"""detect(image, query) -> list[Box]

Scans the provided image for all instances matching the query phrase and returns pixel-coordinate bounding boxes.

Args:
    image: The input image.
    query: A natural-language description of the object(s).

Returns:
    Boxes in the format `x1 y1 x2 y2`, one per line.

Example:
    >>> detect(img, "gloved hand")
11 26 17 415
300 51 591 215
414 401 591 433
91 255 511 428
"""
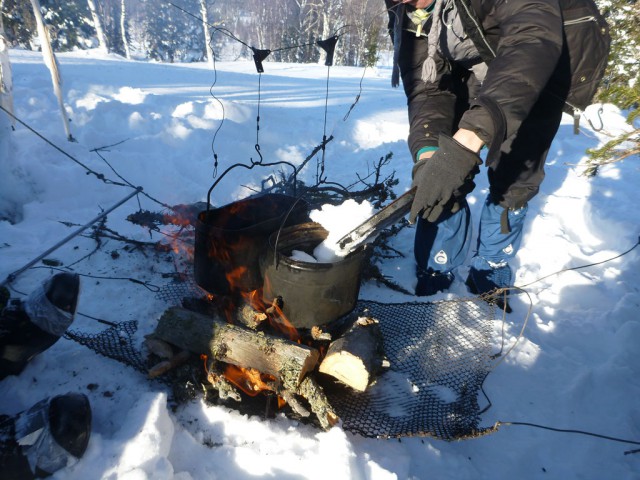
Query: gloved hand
410 134 482 223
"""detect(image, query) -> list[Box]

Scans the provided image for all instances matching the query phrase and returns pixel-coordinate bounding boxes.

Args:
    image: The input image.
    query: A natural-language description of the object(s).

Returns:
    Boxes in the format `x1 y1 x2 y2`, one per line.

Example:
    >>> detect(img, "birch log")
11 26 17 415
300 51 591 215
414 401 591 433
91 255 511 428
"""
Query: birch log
318 316 385 392
153 306 319 390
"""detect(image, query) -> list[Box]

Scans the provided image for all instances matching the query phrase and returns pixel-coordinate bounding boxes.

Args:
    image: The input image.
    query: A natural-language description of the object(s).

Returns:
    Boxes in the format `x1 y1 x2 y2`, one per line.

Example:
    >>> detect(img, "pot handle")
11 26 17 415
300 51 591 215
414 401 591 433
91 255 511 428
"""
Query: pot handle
206 146 298 212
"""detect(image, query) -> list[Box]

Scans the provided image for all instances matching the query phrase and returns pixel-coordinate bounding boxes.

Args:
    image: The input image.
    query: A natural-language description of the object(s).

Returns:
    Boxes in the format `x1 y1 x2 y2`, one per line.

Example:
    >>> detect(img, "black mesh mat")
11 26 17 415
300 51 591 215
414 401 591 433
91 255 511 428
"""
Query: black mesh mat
326 299 494 439
156 279 496 439
64 320 147 374
66 279 496 440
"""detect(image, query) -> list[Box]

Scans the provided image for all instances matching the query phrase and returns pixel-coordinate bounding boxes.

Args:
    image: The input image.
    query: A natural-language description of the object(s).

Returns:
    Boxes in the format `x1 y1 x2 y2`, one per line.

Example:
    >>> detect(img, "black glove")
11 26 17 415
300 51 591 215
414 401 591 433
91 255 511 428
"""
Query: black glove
410 134 482 223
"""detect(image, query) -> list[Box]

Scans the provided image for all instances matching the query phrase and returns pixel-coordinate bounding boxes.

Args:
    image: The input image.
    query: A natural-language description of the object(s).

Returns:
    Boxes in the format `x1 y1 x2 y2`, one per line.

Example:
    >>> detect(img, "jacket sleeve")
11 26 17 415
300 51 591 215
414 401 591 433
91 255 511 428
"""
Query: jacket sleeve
458 0 564 149
397 28 458 160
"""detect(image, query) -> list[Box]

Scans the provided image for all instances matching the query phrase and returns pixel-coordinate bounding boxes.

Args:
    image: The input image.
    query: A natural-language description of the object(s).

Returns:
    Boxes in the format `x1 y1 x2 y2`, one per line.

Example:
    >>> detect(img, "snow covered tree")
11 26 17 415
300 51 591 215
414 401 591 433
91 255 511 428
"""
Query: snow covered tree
0 0 37 48
141 0 203 63
37 0 94 51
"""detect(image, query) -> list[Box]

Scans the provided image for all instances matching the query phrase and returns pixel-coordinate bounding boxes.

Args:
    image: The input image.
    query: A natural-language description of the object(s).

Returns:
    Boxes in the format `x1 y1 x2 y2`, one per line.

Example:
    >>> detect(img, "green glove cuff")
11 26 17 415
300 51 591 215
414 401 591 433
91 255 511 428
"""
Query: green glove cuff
415 146 439 162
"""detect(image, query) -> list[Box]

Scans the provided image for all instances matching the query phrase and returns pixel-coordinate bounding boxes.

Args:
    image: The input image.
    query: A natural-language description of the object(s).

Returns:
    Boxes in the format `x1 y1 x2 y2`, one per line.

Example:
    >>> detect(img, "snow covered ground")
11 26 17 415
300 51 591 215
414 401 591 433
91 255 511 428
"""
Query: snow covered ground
1 48 639 479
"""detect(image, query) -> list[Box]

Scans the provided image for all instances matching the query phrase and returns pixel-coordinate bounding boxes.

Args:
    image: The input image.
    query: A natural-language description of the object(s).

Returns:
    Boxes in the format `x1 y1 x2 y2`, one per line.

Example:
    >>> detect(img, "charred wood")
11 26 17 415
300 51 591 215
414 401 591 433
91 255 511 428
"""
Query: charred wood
204 360 242 402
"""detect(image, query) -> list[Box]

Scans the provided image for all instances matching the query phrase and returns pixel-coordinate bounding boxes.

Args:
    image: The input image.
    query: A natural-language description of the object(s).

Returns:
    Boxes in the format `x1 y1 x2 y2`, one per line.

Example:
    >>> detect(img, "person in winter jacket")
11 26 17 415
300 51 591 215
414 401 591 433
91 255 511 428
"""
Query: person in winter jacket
385 0 601 310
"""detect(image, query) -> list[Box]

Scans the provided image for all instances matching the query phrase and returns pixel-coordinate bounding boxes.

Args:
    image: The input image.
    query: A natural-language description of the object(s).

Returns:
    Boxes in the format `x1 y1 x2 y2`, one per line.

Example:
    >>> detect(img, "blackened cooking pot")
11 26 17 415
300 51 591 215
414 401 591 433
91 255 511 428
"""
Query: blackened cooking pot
194 194 308 296
261 222 367 329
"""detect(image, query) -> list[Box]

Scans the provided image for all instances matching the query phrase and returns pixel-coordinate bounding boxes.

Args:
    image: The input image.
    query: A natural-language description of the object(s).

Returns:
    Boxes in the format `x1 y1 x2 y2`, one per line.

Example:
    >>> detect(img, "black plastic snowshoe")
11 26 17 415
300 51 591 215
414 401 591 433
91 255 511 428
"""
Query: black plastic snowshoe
0 273 80 379
0 392 92 479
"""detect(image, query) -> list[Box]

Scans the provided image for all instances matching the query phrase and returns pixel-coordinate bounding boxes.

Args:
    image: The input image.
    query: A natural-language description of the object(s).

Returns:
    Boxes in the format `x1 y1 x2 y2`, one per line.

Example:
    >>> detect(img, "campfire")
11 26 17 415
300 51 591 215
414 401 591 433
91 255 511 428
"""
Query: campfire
145 194 386 430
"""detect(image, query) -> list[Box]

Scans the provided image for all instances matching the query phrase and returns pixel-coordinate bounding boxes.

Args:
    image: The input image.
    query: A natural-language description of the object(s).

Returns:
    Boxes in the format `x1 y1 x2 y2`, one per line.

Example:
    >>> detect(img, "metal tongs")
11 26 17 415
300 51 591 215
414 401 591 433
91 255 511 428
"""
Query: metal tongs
337 187 416 254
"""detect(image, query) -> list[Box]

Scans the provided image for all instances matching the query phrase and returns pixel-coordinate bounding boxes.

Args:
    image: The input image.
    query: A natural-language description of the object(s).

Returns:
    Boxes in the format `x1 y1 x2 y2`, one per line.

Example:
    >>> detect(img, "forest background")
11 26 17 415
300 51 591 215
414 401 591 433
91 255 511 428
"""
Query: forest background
0 0 638 176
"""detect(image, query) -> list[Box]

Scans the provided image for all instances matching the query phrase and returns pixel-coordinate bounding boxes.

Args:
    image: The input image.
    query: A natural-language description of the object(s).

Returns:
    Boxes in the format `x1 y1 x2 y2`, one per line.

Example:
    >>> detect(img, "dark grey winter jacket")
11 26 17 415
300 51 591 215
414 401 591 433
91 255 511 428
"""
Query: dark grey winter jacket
388 0 608 161
385 0 611 165
453 0 565 147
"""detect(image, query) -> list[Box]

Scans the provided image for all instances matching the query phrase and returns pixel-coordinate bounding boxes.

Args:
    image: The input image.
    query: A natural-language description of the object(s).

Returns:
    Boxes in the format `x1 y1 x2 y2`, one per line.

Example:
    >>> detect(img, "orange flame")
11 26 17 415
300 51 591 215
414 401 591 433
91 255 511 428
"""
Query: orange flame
159 210 196 260
225 266 248 287
223 365 275 397
261 276 300 342
268 303 300 343
162 212 193 228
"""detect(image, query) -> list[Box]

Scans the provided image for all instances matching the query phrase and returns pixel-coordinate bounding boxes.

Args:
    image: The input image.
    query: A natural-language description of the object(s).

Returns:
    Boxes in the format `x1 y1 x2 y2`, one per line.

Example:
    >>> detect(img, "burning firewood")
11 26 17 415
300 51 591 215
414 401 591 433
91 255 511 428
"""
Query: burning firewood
204 360 242 402
310 325 332 342
237 303 268 330
153 307 319 390
318 316 386 392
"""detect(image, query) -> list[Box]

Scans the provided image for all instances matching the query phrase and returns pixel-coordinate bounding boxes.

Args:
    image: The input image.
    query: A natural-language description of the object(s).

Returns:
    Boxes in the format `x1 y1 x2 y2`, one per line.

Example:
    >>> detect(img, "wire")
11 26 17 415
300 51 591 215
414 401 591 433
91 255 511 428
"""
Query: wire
495 421 640 453
206 29 224 179
90 143 174 210
0 104 130 188
317 65 332 184
168 2 250 49
168 1 374 189
75 312 118 327
479 239 639 393
271 42 317 54
0 104 179 216
28 266 161 293
476 241 640 445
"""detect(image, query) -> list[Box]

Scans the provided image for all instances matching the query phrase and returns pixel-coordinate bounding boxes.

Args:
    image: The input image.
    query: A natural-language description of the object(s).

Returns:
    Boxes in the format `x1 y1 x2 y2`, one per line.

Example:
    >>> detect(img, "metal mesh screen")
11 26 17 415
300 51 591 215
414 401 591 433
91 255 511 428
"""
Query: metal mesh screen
66 279 496 440
64 320 147 374
325 299 494 439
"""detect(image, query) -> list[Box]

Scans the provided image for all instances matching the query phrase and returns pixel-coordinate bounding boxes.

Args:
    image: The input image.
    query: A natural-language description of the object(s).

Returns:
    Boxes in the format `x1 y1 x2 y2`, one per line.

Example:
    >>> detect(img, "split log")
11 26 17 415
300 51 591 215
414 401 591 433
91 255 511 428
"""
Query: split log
154 307 319 390
318 316 385 392
296 376 339 430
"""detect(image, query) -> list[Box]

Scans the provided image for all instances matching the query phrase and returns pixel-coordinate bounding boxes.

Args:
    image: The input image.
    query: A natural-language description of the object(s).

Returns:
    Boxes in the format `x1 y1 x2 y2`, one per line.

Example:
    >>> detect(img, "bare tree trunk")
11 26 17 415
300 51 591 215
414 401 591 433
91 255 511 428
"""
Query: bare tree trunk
120 0 131 59
29 0 73 141
87 0 109 52
0 0 15 130
199 0 214 68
